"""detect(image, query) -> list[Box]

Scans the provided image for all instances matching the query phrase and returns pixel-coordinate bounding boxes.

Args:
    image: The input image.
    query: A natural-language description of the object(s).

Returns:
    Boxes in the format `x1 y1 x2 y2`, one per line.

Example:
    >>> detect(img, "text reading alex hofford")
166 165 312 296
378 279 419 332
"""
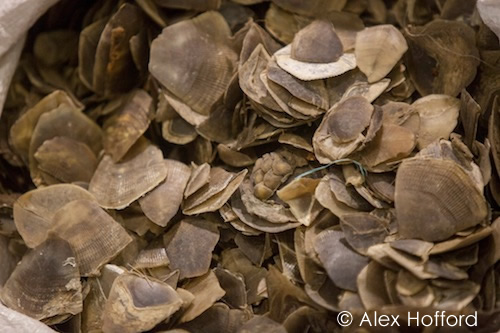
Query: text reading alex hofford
337 310 478 327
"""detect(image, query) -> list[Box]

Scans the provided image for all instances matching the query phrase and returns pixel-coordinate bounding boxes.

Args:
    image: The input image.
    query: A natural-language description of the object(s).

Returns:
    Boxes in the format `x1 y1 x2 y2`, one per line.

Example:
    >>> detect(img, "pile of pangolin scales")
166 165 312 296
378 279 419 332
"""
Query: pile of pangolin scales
0 0 499 332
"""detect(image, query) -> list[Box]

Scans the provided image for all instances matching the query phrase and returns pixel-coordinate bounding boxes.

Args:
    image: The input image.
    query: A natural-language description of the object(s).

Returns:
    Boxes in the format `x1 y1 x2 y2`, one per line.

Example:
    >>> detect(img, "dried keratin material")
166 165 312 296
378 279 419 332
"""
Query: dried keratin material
0 1 498 332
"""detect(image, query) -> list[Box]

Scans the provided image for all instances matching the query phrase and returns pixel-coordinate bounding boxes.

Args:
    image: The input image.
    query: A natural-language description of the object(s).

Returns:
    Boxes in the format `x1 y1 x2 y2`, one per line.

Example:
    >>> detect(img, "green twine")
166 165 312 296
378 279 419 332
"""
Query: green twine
295 158 367 180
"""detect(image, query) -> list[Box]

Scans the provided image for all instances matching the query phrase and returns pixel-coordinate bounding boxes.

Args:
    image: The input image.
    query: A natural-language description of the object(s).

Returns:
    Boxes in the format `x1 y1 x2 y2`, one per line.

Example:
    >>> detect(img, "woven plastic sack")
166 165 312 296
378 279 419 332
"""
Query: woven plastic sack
0 0 60 119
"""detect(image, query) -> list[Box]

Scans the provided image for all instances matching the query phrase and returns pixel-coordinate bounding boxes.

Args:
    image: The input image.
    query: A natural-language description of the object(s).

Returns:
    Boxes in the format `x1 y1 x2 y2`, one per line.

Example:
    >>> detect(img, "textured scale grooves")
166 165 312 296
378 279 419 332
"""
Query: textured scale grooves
51 199 133 276
395 158 488 241
184 43 233 113
73 225 131 275
149 11 236 115
89 145 167 209
134 248 169 268
0 237 81 319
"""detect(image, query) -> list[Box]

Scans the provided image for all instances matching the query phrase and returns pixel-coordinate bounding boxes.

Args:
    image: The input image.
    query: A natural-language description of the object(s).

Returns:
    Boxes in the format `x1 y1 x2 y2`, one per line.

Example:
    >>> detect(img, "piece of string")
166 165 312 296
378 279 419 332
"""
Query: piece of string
127 263 153 288
95 277 108 301
295 158 367 180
